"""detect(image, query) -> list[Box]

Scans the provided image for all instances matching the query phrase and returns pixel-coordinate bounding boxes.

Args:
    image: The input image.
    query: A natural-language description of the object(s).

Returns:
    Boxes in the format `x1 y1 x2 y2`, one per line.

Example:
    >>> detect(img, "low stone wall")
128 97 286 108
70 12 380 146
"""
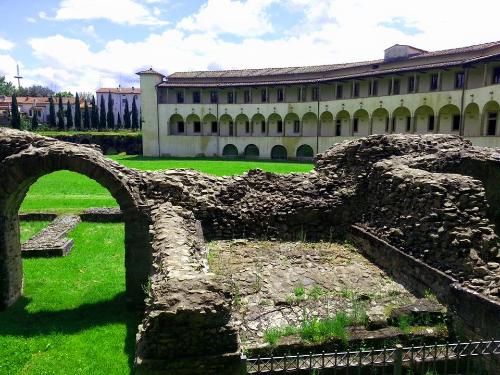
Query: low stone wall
49 133 142 155
135 203 243 375
79 207 123 222
22 215 81 257
347 225 500 339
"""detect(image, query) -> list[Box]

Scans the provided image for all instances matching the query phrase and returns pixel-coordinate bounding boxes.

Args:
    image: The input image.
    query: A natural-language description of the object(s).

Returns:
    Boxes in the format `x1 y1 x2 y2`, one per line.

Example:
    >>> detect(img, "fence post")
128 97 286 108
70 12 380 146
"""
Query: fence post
393 344 403 375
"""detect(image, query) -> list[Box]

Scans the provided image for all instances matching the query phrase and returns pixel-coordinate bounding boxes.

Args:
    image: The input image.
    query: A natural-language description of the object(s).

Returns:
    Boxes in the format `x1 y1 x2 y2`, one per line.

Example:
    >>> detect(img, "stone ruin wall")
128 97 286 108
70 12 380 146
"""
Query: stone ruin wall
0 129 499 374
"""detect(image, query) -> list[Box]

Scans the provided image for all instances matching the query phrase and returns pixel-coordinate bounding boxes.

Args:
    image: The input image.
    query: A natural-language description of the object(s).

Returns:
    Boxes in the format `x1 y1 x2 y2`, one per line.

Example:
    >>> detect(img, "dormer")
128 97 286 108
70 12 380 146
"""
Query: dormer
384 44 426 61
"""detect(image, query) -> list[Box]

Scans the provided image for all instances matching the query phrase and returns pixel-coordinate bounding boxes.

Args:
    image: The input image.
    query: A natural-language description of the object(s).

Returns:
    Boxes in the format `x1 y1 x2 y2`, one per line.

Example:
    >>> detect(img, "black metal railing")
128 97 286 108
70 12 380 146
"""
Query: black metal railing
245 340 500 374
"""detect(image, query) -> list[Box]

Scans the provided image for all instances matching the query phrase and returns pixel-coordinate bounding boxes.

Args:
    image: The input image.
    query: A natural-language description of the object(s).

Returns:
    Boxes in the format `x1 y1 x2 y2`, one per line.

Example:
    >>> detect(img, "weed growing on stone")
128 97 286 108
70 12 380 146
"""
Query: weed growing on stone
299 312 350 344
398 314 414 334
308 285 325 300
294 284 305 299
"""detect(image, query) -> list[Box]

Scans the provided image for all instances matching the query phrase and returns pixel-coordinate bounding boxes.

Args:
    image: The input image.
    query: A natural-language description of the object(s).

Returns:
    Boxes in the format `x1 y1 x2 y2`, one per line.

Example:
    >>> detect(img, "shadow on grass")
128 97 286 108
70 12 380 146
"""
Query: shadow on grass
0 292 142 371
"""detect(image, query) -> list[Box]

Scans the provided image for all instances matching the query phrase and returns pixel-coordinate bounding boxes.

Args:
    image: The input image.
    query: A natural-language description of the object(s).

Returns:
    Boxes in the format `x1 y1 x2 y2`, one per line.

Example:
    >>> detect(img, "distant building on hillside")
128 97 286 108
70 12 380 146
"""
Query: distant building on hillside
138 40 500 158
0 95 83 125
96 86 141 124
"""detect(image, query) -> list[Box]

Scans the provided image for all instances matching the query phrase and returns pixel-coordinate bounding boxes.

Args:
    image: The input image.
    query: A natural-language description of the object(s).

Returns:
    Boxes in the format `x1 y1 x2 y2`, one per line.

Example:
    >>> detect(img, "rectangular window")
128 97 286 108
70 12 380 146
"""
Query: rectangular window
335 119 342 136
430 74 439 91
385 117 389 132
452 114 461 131
336 85 343 99
492 67 500 84
277 88 284 102
211 121 218 133
301 87 307 102
391 117 396 132
261 120 266 133
388 81 392 95
455 72 465 89
353 83 360 98
193 91 201 103
177 121 185 133
261 89 267 102
408 76 415 93
277 120 283 133
372 80 378 96
293 120 300 133
210 91 218 104
406 116 411 132
245 121 250 133
487 113 497 135
353 118 359 132
297 87 302 101
194 121 201 133
393 79 400 95
227 91 234 104
428 115 435 131
312 87 319 101
177 91 184 103
122 98 127 106
244 90 250 103
229 122 234 136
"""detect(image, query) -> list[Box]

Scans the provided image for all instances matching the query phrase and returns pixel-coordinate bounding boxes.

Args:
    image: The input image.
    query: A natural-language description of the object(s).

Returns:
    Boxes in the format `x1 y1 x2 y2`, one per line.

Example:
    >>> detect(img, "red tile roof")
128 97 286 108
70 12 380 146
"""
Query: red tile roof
96 87 141 94
161 40 500 87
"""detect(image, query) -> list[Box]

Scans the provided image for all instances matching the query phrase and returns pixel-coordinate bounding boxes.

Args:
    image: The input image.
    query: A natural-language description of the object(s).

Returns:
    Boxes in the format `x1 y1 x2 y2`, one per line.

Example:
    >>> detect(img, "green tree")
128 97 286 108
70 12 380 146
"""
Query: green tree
116 112 122 129
10 94 21 129
31 110 38 130
131 96 138 131
66 100 73 129
48 96 56 128
74 92 81 130
123 100 131 129
106 92 115 129
0 76 16 96
83 99 90 130
57 91 74 98
99 95 106 130
90 96 99 130
57 95 65 130
18 85 55 97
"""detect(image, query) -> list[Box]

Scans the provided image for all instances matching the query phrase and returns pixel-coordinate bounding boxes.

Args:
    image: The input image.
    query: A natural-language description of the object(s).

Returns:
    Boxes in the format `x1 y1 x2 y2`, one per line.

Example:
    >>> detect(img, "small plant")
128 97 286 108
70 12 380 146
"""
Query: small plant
398 314 414 334
294 284 305 299
264 328 282 346
299 312 351 344
350 301 368 326
424 289 438 301
339 288 356 300
308 285 325 300
141 276 153 297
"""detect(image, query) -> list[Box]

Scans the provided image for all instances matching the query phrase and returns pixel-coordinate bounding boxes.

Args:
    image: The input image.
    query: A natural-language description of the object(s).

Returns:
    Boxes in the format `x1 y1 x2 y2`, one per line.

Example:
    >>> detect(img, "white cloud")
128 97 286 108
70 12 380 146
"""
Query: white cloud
19 0 500 92
26 17 37 23
177 0 277 37
0 54 18 78
53 0 167 25
82 25 99 39
39 11 48 19
0 37 14 51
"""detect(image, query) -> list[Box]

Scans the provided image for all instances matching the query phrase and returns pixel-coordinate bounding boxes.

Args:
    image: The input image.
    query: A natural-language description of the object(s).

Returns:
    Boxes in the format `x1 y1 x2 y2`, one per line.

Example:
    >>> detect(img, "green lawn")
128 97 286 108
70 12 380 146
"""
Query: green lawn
0 222 139 375
20 156 313 213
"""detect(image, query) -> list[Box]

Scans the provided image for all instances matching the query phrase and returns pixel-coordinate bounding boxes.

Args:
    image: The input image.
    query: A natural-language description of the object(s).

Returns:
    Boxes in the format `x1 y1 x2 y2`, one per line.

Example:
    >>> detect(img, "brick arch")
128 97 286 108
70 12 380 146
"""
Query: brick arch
0 134 151 310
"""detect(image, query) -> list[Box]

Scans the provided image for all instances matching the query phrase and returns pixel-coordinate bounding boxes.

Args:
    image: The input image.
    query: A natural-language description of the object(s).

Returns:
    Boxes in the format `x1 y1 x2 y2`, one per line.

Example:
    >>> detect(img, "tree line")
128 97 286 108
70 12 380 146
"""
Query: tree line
8 91 140 132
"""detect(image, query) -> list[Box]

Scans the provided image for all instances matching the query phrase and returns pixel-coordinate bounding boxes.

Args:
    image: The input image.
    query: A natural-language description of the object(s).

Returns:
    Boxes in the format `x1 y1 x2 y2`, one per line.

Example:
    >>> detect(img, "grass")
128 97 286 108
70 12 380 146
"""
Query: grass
20 221 50 243
20 156 313 214
0 222 141 375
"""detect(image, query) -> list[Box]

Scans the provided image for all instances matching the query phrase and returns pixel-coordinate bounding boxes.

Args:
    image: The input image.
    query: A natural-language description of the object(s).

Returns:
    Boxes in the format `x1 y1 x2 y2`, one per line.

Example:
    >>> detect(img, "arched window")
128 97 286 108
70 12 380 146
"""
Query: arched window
244 144 259 158
270 145 287 160
222 144 238 157
296 144 314 159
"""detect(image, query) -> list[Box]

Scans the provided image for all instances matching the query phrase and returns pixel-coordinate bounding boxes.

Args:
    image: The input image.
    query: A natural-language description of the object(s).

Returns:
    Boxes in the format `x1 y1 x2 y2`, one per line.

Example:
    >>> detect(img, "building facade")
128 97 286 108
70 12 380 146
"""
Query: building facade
139 41 500 159
96 87 141 124
0 95 82 125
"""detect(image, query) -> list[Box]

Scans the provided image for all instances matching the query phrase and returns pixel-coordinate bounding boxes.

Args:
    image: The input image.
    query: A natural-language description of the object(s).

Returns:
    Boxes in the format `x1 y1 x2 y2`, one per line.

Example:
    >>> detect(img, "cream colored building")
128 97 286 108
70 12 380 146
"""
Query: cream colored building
138 41 500 159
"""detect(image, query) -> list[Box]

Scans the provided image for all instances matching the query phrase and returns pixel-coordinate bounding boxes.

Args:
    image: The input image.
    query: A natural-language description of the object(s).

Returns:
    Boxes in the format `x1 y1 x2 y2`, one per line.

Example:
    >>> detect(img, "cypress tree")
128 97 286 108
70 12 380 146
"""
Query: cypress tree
83 99 90 130
74 92 81 130
117 112 122 129
123 100 131 129
131 96 138 131
106 92 115 129
57 95 65 130
49 96 56 128
10 94 21 129
31 110 38 130
99 95 106 130
66 100 73 129
90 96 98 129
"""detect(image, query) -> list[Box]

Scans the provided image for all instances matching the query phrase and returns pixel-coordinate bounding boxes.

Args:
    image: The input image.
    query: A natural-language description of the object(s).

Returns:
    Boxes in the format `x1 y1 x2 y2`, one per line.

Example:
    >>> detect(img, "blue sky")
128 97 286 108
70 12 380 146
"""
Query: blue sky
0 0 499 93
